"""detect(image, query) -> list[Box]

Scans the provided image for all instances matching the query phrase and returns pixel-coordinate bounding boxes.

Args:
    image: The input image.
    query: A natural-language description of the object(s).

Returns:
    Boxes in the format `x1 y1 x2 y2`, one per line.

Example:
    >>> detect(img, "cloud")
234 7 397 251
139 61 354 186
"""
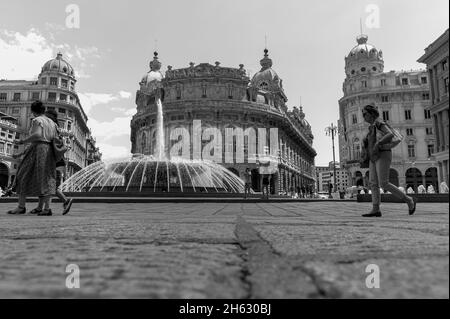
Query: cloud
96 143 130 160
119 91 132 99
0 28 101 80
78 93 120 115
89 116 132 140
0 28 53 80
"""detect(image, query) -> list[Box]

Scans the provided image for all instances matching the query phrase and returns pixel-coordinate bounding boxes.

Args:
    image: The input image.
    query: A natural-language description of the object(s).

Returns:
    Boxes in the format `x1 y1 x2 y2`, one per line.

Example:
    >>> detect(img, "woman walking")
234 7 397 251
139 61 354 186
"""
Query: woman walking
361 104 417 217
6 100 58 216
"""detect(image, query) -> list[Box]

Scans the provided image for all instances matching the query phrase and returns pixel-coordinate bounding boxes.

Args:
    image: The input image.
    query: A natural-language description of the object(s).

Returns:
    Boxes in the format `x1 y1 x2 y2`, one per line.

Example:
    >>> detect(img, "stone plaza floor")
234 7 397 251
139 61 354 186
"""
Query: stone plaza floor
0 200 448 298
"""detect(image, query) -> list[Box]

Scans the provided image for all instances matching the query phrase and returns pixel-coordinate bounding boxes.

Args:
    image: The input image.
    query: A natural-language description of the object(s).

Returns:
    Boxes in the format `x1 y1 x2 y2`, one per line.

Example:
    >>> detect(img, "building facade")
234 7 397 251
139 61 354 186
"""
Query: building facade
0 53 101 188
339 35 439 192
316 162 349 193
131 51 317 194
418 29 449 187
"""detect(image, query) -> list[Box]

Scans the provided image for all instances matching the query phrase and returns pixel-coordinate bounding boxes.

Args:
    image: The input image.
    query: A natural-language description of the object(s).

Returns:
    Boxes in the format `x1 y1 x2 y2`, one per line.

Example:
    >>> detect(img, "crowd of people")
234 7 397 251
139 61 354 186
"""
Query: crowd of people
5 100 73 216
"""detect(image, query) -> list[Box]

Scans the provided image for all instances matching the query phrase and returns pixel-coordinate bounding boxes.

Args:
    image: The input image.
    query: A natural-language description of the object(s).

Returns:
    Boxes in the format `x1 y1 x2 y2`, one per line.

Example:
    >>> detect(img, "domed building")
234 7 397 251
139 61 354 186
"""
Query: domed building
339 35 438 191
131 50 317 194
0 53 101 188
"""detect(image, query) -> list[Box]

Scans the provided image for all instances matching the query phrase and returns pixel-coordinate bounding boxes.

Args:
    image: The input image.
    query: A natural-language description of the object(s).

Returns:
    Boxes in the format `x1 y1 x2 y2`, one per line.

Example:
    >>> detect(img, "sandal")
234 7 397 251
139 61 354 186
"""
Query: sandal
62 198 73 215
409 197 418 215
7 207 26 215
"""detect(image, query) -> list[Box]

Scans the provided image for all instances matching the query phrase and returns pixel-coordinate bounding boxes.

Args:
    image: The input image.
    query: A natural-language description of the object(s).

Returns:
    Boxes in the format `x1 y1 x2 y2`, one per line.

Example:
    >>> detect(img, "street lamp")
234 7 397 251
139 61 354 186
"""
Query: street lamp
325 123 339 195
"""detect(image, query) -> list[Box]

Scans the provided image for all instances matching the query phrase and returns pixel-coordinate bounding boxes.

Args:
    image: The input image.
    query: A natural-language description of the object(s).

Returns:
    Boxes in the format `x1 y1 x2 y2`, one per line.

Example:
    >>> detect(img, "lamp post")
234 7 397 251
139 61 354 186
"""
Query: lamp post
325 123 339 195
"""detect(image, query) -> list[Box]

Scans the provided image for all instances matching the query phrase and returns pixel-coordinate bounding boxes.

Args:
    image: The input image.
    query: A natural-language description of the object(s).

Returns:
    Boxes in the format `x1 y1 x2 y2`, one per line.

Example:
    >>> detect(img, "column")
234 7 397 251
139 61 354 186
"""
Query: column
429 68 435 103
439 111 445 152
434 114 441 152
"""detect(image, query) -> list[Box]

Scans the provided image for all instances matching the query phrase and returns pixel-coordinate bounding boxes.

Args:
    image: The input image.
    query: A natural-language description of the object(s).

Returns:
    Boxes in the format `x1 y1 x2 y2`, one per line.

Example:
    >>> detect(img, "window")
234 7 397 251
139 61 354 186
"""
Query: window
408 144 415 158
426 127 433 135
176 86 181 100
421 77 428 84
361 81 367 88
406 128 414 136
424 109 431 119
61 79 68 88
59 94 67 102
70 82 75 90
382 111 390 121
352 114 357 124
444 77 449 94
402 78 409 85
361 67 366 72
48 93 56 101
428 144 434 157
201 83 207 98
0 142 4 153
41 77 47 85
443 60 448 71
31 92 40 100
0 93 6 101
405 110 412 120
381 95 389 103
422 93 430 100
67 122 72 131
13 93 20 101
228 85 233 99
6 144 12 155
381 79 386 86
50 77 58 86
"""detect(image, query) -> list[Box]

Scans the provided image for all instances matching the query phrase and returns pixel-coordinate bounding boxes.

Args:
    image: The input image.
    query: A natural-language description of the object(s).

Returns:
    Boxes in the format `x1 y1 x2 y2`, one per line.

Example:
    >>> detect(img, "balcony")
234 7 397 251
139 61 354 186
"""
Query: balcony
0 119 18 129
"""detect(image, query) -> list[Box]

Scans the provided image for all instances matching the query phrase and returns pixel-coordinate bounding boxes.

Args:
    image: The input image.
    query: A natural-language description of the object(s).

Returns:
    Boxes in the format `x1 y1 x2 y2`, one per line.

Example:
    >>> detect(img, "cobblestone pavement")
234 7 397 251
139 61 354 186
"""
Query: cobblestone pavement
0 201 448 298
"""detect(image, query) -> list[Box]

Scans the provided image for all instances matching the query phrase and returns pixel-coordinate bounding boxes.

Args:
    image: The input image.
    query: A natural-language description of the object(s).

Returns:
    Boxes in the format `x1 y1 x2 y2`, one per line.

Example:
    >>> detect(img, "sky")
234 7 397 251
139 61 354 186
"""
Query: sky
0 0 448 165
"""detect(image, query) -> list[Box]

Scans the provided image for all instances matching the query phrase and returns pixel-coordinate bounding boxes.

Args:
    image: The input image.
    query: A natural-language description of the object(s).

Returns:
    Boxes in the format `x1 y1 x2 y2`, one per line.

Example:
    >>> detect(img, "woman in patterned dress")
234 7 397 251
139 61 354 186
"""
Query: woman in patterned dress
6 100 58 216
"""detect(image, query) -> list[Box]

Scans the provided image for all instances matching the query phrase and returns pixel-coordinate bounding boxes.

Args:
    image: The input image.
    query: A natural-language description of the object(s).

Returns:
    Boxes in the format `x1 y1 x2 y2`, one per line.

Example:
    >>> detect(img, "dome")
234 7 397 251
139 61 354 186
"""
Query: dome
348 35 382 59
251 49 283 91
41 52 75 76
141 52 164 84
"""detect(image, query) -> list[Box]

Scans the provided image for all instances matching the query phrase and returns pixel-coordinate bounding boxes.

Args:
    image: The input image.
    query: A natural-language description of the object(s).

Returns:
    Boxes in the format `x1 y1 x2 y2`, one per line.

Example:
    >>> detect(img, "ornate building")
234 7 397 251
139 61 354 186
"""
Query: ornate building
418 29 449 187
339 35 439 192
0 53 101 188
131 50 316 194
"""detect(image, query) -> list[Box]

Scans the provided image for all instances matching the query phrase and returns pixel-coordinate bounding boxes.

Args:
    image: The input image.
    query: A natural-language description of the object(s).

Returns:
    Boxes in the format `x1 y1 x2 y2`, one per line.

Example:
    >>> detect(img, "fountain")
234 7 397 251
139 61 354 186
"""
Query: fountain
61 53 245 194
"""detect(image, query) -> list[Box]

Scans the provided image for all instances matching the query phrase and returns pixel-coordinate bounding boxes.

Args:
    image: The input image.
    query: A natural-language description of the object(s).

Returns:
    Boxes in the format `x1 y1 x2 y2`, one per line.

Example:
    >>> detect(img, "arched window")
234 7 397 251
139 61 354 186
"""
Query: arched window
259 81 269 90
405 168 422 193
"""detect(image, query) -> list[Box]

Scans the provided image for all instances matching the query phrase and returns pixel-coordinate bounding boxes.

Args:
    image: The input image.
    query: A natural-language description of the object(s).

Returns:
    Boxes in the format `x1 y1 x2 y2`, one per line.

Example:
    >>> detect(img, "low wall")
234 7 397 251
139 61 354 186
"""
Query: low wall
357 193 449 203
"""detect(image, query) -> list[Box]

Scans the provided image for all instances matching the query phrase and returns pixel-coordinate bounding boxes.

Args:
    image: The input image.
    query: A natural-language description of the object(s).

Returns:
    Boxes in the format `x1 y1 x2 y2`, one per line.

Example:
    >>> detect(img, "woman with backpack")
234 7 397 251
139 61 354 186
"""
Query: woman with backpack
361 104 417 217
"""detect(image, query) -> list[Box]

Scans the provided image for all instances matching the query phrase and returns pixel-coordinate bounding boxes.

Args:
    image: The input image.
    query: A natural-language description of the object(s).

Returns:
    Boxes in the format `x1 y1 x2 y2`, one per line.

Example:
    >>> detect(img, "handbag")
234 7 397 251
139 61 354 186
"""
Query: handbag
52 130 69 162
360 147 370 168
377 121 404 150
360 137 370 168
